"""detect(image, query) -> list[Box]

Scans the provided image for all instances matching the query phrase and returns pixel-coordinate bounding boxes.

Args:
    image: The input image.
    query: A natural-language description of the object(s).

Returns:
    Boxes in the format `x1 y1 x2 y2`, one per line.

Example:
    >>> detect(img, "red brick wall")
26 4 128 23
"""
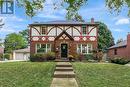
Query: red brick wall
108 34 130 59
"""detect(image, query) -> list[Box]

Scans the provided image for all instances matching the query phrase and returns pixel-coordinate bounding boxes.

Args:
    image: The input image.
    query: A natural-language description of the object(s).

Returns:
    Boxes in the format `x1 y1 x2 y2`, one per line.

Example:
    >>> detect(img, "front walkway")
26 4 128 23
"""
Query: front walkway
50 62 78 87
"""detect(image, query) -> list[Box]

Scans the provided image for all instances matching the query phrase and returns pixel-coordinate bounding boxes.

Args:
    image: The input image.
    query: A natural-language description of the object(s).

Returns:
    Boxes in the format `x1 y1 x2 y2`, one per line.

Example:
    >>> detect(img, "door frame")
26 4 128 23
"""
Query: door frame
60 43 68 58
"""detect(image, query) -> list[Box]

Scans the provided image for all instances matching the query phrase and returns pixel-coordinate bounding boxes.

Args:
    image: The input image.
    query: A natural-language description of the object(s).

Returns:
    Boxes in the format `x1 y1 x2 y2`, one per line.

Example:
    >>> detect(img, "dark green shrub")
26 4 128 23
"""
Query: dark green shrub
0 53 3 60
110 57 130 65
84 54 94 60
45 52 55 61
30 53 46 62
4 53 10 60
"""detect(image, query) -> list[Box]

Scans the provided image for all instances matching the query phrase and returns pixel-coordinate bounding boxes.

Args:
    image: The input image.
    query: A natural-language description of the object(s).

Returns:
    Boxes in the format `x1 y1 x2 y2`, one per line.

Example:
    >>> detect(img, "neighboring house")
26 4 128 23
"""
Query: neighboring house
13 47 30 60
0 46 4 54
108 33 130 59
29 18 98 59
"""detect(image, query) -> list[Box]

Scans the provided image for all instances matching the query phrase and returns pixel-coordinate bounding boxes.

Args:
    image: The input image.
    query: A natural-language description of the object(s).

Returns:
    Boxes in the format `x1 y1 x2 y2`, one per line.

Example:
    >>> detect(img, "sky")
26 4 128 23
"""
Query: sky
0 0 130 43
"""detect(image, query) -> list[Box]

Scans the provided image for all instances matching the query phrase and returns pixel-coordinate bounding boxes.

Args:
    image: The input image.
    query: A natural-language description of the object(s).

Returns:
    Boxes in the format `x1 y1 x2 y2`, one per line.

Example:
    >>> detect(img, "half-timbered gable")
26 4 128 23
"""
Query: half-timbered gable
29 19 98 58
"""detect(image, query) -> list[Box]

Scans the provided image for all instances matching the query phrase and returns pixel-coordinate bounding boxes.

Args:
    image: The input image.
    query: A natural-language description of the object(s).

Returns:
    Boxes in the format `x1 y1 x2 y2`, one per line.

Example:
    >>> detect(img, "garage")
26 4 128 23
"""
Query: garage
13 48 30 60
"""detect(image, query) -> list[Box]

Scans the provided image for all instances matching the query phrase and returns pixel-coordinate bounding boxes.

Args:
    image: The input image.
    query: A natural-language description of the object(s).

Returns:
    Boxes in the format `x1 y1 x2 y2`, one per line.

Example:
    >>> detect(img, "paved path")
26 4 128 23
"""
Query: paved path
50 62 78 87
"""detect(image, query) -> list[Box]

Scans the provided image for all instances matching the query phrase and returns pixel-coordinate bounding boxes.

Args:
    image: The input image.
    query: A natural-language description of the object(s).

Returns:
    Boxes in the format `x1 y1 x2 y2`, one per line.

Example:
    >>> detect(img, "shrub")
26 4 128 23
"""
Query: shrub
84 54 94 60
45 52 55 61
110 57 130 65
4 53 10 60
30 53 46 62
0 53 3 60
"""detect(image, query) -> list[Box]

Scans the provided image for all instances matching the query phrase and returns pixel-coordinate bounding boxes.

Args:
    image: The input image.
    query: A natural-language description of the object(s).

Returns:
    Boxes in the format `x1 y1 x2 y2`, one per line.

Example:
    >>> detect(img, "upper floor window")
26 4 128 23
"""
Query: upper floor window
82 26 87 35
41 26 47 35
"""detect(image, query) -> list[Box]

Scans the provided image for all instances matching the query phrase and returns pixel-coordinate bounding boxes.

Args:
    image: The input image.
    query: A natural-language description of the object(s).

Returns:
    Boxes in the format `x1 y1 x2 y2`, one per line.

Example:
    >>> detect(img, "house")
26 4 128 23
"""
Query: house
13 47 30 60
0 46 4 54
108 33 130 59
29 18 98 59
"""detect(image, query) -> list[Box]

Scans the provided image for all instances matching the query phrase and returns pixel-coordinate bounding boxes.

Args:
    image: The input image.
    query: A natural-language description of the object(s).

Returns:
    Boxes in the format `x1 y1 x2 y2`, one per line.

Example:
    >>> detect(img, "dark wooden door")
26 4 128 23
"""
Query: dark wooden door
61 44 68 58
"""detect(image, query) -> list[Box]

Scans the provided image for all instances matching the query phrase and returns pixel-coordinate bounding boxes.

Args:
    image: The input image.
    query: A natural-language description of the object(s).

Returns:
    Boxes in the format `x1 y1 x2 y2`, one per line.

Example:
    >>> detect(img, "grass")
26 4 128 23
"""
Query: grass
72 62 130 87
0 62 55 87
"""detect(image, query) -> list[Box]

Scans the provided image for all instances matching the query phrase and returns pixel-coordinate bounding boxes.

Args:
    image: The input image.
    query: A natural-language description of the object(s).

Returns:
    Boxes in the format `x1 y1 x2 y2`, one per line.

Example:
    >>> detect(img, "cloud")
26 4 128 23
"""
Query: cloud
115 18 130 25
112 29 124 32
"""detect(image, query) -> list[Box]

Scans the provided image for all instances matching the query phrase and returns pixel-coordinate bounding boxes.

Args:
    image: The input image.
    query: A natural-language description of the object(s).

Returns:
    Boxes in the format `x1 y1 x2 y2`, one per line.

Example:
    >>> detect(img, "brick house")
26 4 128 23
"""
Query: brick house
108 33 130 59
29 19 98 59
0 46 4 54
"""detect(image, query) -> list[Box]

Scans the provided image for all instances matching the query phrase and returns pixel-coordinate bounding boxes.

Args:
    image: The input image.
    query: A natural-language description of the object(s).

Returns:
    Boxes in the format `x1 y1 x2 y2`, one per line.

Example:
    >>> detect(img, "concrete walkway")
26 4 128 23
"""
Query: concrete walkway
50 62 78 87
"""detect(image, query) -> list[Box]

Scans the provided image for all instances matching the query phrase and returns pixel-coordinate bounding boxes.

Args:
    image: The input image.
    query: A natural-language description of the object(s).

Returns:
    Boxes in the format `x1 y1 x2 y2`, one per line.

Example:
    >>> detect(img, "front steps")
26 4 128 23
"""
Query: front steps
50 62 78 87
54 62 75 78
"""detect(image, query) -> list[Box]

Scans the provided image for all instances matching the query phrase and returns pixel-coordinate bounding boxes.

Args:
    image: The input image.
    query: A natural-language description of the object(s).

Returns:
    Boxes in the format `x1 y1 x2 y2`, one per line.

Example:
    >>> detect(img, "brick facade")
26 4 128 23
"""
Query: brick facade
108 34 130 59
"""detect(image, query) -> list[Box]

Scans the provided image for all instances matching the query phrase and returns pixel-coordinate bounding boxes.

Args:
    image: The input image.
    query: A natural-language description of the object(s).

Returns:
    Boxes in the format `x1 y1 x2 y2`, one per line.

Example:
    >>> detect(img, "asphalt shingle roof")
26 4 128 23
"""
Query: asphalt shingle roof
29 20 98 26
108 40 127 49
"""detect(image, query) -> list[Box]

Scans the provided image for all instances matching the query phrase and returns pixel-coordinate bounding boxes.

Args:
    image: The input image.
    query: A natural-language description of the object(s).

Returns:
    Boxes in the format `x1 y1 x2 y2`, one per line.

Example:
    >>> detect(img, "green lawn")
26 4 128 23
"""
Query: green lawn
0 62 55 87
73 62 130 87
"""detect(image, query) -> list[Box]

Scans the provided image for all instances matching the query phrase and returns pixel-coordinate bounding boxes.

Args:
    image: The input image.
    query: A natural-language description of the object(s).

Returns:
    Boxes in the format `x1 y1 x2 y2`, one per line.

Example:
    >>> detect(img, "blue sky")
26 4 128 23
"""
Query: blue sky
0 0 130 43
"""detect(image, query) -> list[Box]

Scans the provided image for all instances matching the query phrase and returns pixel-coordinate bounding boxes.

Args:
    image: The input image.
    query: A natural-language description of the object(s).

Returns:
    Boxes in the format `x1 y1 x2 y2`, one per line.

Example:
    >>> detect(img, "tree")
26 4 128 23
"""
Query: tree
106 0 130 17
19 29 29 44
97 22 115 51
4 33 27 53
116 38 123 44
1 0 130 21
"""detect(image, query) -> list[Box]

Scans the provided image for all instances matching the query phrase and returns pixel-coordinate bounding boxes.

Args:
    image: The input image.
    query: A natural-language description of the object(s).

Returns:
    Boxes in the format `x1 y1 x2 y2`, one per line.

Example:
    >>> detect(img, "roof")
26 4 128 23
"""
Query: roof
108 40 127 49
29 20 99 26
14 48 30 53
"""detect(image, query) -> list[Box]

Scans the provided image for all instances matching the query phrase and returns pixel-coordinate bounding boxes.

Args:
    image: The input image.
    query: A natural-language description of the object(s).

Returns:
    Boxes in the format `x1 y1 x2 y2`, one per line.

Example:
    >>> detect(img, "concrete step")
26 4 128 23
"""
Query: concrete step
56 62 72 67
55 67 73 71
54 71 75 78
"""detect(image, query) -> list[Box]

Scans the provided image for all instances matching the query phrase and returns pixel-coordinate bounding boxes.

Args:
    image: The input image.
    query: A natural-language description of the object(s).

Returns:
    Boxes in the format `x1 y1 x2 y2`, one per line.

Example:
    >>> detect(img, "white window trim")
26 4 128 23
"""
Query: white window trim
36 44 51 53
77 44 93 54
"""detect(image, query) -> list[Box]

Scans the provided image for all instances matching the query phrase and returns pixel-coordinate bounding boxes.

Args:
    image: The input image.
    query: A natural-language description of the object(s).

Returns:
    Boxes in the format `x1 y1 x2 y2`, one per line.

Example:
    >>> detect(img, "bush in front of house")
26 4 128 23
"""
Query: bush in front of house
30 53 46 62
110 57 130 65
84 54 94 60
45 52 56 61
30 52 56 62
0 53 3 60
4 53 10 60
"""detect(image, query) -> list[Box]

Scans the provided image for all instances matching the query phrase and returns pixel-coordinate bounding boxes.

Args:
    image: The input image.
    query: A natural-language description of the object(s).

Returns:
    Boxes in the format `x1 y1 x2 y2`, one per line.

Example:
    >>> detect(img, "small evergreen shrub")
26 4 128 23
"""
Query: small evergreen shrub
45 52 55 61
84 54 94 60
30 53 46 62
4 53 10 60
110 57 130 65
30 52 56 62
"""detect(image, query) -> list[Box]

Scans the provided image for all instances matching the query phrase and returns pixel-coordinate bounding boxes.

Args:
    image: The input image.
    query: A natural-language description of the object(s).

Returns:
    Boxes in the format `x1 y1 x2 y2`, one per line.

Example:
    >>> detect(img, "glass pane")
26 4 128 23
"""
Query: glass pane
47 44 51 52
37 44 46 53
82 44 87 54
77 44 81 53
88 44 92 53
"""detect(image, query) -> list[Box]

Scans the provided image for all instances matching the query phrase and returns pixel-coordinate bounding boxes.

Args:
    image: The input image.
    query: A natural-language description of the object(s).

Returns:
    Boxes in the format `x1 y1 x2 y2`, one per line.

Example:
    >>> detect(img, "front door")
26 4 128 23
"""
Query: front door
61 44 68 58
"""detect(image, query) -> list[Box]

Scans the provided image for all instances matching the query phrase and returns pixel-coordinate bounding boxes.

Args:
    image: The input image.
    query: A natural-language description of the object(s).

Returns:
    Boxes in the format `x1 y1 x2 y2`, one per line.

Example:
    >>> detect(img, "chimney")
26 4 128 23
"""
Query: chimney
127 32 130 58
91 18 94 23
127 32 130 45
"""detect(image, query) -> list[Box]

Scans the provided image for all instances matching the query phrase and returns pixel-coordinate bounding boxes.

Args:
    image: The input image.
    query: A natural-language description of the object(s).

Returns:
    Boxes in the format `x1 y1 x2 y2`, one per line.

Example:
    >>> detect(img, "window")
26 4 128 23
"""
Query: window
82 26 87 35
41 26 46 35
77 44 92 54
36 44 51 53
114 49 117 55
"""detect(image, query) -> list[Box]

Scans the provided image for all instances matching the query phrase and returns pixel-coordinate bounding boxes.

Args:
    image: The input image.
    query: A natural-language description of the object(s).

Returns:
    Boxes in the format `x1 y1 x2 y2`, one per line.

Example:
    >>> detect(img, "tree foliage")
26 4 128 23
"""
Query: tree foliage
97 22 115 51
4 33 27 53
106 0 130 16
116 38 123 44
19 29 29 44
1 0 130 21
